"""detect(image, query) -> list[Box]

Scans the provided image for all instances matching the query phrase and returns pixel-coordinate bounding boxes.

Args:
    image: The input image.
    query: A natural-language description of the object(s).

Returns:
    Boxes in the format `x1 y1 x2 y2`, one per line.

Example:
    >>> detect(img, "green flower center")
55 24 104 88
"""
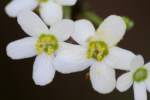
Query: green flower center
133 67 148 82
87 40 109 61
37 0 48 3
36 34 58 55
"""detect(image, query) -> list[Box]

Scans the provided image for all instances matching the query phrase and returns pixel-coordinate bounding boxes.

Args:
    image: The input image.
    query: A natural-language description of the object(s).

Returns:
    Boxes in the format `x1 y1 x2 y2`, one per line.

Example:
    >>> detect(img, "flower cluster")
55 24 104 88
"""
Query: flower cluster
5 0 150 100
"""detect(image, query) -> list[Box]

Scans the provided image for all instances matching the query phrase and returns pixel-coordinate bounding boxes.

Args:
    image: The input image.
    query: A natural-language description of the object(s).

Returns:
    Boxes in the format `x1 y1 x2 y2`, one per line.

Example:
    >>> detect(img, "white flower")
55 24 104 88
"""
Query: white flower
52 15 136 94
5 0 77 25
6 11 75 86
116 55 150 100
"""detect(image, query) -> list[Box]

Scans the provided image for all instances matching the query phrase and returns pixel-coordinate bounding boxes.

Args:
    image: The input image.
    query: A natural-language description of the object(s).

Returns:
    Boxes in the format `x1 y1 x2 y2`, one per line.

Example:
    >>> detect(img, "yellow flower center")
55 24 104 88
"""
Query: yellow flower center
133 67 148 82
36 34 58 55
87 40 109 61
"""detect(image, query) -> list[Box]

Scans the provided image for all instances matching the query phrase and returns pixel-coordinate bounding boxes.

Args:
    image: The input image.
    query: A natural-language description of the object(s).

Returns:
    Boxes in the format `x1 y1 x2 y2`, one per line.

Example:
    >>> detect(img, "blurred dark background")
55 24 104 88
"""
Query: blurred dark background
0 0 150 100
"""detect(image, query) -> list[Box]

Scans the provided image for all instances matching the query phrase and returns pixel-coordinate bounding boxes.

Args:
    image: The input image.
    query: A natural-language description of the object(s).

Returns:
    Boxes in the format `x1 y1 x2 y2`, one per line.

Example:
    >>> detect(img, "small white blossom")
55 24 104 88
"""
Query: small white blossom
5 0 77 25
116 55 150 100
6 11 75 86
52 15 136 94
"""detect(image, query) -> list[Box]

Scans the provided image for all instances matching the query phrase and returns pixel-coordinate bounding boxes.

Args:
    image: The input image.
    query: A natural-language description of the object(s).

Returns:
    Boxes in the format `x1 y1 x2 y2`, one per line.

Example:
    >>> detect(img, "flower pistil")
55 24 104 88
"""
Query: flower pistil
133 67 148 82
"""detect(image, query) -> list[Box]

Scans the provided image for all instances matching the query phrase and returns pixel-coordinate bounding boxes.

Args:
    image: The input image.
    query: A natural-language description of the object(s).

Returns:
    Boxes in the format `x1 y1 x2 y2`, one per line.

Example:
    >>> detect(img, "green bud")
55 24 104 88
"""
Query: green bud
63 6 72 19
122 16 134 30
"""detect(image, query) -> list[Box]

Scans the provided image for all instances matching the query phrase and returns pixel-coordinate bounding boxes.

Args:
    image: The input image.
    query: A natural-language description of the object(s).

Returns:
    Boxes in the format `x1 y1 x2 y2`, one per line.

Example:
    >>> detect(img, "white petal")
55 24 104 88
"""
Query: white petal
40 1 63 26
53 42 94 74
145 62 150 92
17 10 49 37
145 62 150 71
90 62 116 94
6 37 37 60
130 55 145 71
104 47 135 70
97 15 126 47
72 19 95 46
146 74 150 93
5 0 38 17
116 72 133 92
133 82 147 100
33 53 55 86
55 0 77 6
50 19 74 41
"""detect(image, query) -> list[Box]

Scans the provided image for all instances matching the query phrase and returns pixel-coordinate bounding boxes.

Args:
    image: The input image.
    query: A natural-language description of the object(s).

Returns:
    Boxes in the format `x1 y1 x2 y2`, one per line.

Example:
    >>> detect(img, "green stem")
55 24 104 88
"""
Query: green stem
83 11 103 27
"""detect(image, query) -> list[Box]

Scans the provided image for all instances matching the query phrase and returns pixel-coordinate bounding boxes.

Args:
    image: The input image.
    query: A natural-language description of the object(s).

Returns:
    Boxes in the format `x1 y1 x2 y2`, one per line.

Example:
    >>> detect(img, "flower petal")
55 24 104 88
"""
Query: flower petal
130 55 145 71
72 19 95 46
53 42 94 74
17 10 49 37
133 82 147 100
145 73 150 93
55 0 77 6
97 15 126 47
6 37 37 60
104 47 135 70
145 62 150 92
33 53 55 86
145 62 150 71
40 1 63 26
90 62 116 94
116 72 133 92
5 0 38 17
50 19 74 41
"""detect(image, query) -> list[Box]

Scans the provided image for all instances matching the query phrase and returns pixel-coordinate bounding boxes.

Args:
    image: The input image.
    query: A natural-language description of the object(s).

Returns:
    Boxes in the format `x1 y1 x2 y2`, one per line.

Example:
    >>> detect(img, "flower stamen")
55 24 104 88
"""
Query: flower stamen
36 34 58 55
87 40 109 61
